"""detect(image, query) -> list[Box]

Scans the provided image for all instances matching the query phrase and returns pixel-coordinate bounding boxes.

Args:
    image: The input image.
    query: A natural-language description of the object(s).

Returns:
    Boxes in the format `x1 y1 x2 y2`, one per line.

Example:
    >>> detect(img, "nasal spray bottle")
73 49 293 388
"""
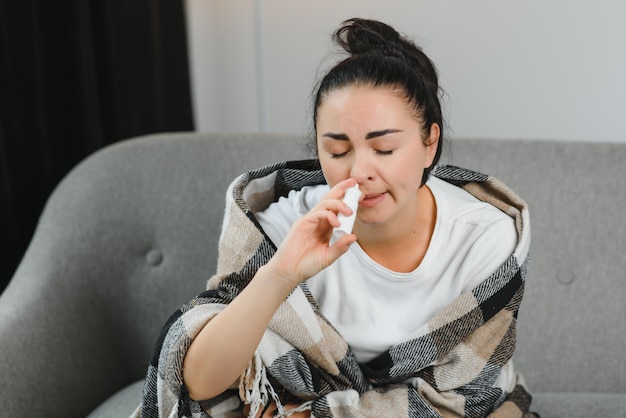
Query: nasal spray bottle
330 184 361 245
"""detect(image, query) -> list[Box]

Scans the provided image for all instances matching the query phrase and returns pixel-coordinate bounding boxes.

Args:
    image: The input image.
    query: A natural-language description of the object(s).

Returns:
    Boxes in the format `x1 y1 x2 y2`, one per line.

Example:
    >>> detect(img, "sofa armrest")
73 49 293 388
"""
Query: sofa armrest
0 209 129 417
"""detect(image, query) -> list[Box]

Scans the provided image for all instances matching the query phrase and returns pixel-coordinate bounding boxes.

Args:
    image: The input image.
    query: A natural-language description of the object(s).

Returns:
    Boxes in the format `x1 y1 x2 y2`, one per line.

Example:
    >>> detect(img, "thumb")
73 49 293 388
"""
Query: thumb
326 233 357 264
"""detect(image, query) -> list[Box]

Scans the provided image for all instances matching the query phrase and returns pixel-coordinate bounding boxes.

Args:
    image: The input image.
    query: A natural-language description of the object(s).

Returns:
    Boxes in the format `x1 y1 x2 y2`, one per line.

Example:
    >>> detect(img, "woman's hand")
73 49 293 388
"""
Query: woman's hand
184 179 359 401
265 178 359 287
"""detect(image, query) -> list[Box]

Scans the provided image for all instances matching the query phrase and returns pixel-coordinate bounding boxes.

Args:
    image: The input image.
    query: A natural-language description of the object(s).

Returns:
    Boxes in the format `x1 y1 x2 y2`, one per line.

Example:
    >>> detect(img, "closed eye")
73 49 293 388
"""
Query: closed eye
331 149 393 158
330 151 349 159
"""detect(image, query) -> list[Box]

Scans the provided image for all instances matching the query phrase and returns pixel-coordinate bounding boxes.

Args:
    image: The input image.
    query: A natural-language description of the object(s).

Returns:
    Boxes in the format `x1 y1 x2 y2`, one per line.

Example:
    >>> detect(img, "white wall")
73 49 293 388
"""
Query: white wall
185 0 626 142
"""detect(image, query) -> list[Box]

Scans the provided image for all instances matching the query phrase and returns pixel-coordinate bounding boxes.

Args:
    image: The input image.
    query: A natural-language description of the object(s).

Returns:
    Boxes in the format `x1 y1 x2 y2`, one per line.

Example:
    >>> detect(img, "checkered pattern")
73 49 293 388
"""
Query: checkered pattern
135 161 537 418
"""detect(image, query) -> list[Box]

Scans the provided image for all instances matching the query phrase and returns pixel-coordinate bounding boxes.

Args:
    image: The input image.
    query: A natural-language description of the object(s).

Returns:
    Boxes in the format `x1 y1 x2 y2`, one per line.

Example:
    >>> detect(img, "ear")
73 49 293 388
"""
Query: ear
424 123 440 168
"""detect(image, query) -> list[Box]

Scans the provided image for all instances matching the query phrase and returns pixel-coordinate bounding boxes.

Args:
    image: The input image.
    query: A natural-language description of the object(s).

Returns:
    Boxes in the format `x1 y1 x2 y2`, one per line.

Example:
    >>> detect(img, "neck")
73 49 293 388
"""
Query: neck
355 185 436 272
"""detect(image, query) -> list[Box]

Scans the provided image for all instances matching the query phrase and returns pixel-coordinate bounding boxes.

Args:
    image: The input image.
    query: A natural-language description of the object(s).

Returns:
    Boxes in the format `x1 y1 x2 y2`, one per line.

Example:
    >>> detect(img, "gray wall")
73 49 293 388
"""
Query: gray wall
185 0 626 143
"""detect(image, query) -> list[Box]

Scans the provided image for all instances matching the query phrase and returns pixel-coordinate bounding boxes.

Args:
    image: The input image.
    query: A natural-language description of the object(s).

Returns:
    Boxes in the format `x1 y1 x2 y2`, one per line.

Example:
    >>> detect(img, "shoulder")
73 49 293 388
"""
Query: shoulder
255 184 329 246
259 184 329 218
426 176 518 291
428 176 514 230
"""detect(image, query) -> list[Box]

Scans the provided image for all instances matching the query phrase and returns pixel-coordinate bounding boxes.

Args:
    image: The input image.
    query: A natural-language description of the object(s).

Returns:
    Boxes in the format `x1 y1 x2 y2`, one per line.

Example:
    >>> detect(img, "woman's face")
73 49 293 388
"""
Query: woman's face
316 85 439 230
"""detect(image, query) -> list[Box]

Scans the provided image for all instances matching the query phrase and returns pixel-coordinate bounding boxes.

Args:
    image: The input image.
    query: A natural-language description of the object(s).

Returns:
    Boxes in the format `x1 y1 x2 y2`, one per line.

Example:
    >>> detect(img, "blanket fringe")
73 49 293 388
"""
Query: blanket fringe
240 351 286 417
283 401 313 417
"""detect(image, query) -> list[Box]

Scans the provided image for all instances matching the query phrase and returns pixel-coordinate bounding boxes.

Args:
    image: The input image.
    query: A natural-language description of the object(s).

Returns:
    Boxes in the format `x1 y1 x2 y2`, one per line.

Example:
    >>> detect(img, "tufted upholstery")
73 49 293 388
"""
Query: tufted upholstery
0 132 624 417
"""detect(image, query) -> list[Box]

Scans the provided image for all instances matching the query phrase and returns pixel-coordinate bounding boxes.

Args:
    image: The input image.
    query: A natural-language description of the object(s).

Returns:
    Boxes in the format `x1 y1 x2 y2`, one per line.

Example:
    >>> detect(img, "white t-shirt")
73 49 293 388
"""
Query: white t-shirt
256 176 517 365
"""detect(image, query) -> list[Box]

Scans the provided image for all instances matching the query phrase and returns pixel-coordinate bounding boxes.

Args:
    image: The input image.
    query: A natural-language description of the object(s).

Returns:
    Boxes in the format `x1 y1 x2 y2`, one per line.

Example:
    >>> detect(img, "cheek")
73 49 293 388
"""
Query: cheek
396 149 426 173
319 159 342 188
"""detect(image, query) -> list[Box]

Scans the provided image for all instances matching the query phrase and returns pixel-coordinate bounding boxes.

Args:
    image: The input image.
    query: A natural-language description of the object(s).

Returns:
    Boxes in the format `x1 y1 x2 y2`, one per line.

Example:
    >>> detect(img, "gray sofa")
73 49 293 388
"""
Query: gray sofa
0 132 624 417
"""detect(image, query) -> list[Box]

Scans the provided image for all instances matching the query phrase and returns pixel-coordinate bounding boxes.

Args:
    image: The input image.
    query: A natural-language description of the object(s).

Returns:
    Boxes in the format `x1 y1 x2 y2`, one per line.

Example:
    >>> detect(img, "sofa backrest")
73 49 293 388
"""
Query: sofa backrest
441 138 626 394
15 132 625 393
14 132 309 380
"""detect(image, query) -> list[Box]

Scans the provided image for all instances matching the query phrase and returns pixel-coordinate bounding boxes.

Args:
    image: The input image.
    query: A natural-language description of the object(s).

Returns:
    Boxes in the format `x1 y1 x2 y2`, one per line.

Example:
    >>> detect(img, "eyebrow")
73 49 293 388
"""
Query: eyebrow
322 129 402 141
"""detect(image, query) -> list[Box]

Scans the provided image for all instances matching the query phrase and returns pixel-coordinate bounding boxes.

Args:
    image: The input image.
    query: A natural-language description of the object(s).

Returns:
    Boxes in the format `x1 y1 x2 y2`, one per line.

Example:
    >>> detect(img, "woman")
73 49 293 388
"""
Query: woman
139 18 536 417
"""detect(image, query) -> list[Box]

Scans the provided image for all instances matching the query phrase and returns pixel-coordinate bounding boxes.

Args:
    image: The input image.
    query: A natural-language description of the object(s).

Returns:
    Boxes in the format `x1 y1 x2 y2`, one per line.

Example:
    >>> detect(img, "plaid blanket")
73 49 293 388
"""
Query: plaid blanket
135 160 537 418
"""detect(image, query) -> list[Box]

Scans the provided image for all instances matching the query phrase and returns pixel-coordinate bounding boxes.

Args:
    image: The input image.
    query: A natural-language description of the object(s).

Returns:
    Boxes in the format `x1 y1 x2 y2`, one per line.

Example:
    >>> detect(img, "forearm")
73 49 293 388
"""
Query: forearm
183 264 296 400
182 180 357 402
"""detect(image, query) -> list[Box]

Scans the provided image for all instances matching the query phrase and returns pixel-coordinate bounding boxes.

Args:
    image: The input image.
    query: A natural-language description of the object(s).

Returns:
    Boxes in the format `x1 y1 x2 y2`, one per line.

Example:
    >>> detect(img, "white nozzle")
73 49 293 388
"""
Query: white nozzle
330 184 361 245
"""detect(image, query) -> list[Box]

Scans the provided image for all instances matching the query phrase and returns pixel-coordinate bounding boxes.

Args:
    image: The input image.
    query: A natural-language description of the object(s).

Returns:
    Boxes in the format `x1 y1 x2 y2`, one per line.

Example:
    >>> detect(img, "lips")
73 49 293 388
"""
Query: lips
360 192 387 208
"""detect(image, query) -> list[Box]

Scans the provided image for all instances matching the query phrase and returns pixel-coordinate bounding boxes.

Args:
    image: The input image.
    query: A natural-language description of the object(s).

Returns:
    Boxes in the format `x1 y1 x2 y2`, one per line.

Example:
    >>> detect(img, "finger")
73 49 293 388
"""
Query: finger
326 178 358 199
302 207 339 229
302 201 347 230
317 192 356 217
327 233 357 257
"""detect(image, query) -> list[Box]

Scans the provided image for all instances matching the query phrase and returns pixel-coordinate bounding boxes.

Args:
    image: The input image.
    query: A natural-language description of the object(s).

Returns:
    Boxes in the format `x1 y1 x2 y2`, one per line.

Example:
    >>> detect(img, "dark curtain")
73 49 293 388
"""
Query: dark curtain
0 0 194 292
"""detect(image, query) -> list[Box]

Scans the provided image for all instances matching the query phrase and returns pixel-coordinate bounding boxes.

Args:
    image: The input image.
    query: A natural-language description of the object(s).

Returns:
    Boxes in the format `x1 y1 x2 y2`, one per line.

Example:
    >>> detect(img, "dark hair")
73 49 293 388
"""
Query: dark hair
312 18 444 184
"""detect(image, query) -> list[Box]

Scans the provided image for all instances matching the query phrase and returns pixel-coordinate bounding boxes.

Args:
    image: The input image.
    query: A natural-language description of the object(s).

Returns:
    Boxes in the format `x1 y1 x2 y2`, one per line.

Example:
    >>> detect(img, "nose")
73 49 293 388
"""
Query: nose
349 150 375 183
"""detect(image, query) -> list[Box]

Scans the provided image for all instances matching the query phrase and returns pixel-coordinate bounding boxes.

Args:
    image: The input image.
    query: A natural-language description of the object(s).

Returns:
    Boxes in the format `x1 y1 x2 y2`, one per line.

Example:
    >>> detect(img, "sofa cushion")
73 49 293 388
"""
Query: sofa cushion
532 392 626 418
87 380 143 418
89 384 626 418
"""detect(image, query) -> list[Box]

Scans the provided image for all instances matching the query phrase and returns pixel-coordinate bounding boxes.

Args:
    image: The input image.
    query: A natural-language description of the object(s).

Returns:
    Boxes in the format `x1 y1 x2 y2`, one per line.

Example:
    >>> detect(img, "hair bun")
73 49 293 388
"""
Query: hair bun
334 18 403 56
334 18 438 89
